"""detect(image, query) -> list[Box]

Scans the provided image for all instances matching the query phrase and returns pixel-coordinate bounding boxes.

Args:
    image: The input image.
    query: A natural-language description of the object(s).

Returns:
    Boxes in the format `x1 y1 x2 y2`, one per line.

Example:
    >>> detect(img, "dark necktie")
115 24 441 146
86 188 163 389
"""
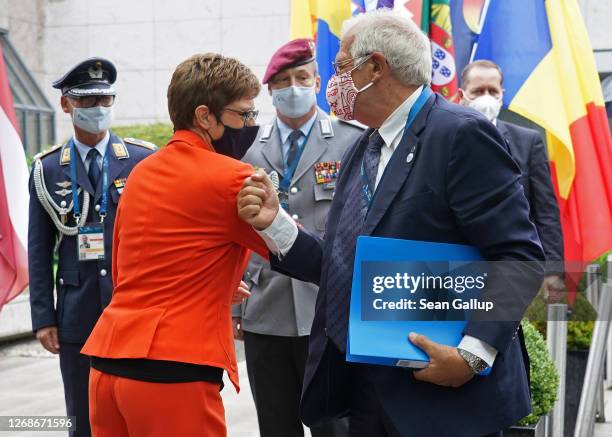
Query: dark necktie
363 130 384 192
286 130 302 171
325 131 384 351
87 148 101 187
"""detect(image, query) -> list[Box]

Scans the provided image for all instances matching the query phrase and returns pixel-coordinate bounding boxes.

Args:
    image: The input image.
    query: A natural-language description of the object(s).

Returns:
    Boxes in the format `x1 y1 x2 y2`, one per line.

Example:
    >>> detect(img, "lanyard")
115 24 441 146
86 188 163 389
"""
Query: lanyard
360 87 433 208
70 138 110 222
279 122 315 193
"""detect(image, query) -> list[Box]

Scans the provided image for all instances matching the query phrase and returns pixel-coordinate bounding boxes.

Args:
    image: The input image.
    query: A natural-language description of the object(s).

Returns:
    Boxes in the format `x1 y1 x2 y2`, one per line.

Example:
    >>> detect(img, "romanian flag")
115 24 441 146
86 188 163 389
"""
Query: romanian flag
0 43 29 310
474 0 612 265
314 1 353 112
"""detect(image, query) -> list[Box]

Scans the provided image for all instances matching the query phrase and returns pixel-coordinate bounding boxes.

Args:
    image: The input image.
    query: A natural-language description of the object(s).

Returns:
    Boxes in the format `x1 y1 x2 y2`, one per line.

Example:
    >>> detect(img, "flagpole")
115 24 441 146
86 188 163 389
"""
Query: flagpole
469 0 491 62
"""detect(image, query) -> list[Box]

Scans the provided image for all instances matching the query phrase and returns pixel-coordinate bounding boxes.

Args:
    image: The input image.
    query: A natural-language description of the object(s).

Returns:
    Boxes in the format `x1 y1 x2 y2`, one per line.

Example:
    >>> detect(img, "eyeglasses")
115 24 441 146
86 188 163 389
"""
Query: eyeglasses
331 54 372 75
69 95 115 108
224 107 259 123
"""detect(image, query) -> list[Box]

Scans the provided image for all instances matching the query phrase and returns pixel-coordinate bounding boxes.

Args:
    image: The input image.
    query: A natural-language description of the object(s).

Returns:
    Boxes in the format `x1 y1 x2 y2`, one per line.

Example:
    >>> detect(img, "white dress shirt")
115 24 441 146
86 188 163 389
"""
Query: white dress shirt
255 88 498 368
73 130 110 173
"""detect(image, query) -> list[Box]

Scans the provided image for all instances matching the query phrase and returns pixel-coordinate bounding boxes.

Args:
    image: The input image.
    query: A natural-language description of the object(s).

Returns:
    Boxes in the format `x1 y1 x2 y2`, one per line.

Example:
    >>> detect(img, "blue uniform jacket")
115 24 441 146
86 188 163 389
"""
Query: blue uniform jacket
28 131 155 343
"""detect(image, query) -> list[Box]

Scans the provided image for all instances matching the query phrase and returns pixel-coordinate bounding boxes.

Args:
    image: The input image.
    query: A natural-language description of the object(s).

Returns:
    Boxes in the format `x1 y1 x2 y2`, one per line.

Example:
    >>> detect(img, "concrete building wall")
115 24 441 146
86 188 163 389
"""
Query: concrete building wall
0 0 47 88
41 0 291 141
579 0 612 72
2 0 291 143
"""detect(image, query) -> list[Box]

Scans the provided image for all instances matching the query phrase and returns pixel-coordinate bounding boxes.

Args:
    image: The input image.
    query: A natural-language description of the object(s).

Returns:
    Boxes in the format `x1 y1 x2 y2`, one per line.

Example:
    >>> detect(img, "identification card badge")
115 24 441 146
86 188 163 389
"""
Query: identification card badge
77 224 105 261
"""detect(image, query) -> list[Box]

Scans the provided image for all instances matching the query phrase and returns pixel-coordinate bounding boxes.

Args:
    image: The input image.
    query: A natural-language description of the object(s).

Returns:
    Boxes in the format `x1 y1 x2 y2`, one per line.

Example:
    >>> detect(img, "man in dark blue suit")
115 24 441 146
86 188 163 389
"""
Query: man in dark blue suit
237 9 544 437
459 60 565 302
238 11 543 437
28 57 156 437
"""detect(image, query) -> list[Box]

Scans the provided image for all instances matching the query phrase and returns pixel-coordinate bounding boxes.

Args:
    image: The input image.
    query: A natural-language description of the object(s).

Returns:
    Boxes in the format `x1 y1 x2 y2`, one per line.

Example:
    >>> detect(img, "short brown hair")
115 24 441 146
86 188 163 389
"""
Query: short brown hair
461 60 504 88
167 53 261 130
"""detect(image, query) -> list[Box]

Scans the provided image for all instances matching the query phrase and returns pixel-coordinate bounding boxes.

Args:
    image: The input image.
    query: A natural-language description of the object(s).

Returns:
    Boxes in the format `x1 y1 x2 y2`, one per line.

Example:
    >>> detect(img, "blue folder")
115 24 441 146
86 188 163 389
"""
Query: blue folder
347 236 486 369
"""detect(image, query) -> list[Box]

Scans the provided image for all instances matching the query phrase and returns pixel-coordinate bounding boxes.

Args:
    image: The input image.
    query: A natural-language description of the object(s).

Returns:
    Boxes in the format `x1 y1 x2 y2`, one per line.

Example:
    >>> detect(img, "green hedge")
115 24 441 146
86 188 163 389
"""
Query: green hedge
111 123 173 148
518 320 560 426
524 250 610 350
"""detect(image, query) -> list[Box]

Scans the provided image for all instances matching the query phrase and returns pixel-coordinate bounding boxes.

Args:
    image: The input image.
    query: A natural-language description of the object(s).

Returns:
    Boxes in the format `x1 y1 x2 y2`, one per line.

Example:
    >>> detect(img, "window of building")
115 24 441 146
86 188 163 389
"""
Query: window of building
0 28 55 156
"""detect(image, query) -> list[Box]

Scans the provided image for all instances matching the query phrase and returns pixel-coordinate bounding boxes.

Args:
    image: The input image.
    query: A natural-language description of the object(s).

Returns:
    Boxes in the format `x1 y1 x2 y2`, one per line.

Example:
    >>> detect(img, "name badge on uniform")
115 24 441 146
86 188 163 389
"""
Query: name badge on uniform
114 177 127 194
77 224 105 261
314 161 341 189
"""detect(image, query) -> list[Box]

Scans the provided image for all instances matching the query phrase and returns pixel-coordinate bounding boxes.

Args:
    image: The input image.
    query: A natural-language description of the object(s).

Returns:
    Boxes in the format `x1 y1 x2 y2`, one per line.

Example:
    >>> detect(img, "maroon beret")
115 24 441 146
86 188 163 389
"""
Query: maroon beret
262 38 316 84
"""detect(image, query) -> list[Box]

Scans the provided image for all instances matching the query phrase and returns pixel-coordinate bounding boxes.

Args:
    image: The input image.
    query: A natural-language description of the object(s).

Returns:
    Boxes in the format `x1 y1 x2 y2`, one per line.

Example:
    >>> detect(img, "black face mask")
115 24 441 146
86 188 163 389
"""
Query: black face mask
211 124 259 160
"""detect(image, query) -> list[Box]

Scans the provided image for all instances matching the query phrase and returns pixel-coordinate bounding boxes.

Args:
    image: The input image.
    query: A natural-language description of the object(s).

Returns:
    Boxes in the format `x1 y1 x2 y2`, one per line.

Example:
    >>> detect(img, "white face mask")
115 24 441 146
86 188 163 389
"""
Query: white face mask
466 94 503 122
272 85 317 118
72 106 113 134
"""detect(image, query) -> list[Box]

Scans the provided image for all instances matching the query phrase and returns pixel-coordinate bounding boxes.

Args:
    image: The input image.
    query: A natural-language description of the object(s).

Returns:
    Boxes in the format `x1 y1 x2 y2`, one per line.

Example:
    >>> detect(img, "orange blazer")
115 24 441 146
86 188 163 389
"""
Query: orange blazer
82 130 268 391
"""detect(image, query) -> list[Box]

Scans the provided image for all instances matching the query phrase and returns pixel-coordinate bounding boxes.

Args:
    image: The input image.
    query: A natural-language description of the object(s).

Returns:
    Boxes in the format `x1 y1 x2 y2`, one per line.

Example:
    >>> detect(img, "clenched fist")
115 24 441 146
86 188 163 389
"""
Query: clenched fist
237 169 280 230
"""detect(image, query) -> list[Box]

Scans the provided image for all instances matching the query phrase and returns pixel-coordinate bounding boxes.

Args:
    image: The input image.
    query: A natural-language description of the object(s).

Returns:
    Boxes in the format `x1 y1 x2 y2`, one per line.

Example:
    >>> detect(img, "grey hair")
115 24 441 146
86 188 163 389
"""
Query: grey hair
342 9 432 87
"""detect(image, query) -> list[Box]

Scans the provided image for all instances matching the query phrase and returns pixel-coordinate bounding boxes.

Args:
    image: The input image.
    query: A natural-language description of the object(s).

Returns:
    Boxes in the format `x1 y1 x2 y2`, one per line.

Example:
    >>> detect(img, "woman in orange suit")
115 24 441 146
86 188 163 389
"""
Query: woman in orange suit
81 53 272 437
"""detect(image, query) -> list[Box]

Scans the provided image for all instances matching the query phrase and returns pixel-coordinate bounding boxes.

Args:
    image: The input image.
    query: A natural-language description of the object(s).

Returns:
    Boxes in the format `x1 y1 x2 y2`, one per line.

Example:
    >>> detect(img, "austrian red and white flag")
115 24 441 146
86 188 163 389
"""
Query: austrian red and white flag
0 43 29 311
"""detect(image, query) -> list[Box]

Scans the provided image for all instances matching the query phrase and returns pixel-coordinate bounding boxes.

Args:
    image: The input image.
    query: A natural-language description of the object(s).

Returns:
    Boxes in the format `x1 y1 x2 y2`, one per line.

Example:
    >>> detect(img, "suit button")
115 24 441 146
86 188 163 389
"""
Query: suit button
290 187 298 194
100 269 107 277
60 200 67 208
291 214 300 220
95 204 101 212
59 278 64 285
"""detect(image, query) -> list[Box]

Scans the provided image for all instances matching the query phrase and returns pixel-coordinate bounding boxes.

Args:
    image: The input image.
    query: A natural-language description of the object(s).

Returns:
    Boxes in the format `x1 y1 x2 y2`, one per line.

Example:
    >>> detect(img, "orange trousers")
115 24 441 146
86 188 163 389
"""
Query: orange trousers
89 368 226 437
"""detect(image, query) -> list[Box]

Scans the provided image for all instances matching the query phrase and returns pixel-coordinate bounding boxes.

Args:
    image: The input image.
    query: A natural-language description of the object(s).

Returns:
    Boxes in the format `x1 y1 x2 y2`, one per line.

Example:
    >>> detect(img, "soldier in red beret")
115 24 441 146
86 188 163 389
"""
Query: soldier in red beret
233 38 363 437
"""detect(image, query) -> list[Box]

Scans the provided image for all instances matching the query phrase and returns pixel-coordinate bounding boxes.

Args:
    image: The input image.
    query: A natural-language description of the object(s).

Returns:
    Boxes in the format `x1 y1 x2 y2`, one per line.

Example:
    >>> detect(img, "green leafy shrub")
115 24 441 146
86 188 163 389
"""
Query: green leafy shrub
525 292 597 350
524 250 610 350
517 320 560 426
577 251 610 294
111 123 173 148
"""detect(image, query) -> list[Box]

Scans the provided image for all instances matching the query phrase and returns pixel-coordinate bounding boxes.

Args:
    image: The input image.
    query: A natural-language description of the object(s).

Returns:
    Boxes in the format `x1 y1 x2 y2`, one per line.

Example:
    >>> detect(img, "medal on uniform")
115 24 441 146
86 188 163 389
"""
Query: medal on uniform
114 177 127 194
77 224 105 261
314 161 341 188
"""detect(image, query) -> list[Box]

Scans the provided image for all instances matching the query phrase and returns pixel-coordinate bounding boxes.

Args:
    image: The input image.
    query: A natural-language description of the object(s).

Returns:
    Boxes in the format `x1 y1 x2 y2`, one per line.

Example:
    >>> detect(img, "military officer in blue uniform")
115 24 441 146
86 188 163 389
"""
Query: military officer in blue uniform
28 57 156 437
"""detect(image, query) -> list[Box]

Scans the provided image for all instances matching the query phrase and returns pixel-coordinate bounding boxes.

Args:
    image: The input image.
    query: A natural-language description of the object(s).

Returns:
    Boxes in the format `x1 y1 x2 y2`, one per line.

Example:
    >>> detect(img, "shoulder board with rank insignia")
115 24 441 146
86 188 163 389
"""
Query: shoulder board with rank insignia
124 137 158 150
112 142 129 159
259 124 274 142
32 143 63 161
60 145 71 165
318 119 334 138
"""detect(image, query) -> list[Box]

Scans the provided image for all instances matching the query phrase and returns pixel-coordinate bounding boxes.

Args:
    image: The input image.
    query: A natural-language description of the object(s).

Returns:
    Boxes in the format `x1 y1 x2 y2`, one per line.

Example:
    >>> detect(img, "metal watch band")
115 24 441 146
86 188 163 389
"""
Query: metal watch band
457 348 489 374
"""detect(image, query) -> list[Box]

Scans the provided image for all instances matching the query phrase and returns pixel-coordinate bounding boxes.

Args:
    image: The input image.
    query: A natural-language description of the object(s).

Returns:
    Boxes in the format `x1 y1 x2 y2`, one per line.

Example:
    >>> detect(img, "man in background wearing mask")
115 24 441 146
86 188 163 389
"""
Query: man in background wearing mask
233 39 362 437
28 57 156 437
459 60 565 302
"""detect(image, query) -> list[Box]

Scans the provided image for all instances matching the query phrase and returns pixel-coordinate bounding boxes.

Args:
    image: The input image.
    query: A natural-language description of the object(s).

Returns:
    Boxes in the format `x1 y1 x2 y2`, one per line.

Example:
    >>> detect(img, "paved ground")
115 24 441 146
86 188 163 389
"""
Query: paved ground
0 337 611 437
0 337 312 437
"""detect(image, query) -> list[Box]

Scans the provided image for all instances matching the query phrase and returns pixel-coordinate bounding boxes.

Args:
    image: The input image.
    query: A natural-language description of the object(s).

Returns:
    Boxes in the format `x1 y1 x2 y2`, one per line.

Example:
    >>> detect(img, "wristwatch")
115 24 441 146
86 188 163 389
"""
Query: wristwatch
457 348 489 374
